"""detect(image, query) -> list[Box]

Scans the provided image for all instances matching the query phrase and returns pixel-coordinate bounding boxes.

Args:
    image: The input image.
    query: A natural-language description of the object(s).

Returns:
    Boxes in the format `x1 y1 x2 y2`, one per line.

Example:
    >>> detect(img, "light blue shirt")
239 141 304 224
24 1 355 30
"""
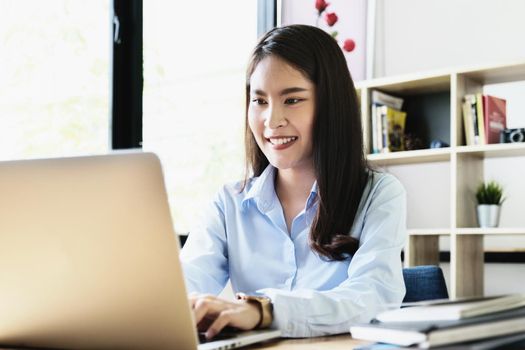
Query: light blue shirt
180 165 407 337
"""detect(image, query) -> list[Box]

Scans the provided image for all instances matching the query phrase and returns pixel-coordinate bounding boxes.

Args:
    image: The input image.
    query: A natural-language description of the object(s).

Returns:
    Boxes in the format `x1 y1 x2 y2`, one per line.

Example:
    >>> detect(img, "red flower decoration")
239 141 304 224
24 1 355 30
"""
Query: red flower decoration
315 0 329 14
343 39 356 52
325 12 338 27
314 2 355 55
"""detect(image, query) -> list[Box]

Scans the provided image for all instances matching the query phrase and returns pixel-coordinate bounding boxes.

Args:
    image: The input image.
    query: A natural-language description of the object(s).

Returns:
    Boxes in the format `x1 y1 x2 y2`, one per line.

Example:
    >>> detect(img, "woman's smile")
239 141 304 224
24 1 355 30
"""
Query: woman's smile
266 136 298 149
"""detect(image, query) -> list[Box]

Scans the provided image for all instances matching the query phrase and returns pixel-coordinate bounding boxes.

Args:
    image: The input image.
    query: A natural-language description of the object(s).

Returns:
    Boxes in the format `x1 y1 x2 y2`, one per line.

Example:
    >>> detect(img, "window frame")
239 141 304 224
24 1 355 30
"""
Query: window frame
111 0 143 149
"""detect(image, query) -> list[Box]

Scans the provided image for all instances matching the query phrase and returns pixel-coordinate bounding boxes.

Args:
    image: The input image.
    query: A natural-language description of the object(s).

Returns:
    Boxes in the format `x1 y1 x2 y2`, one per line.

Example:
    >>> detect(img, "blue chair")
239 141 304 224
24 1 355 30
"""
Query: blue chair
402 265 449 303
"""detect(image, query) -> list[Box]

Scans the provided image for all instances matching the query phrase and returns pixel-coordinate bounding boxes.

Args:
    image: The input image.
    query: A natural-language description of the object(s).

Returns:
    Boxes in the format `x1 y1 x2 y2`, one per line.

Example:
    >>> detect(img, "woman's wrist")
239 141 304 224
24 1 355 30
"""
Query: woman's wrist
235 293 273 329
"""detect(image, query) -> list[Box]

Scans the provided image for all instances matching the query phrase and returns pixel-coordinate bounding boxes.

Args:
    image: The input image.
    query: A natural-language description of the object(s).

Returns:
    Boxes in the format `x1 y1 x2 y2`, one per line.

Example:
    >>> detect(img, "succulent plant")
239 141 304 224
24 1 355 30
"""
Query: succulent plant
475 181 505 205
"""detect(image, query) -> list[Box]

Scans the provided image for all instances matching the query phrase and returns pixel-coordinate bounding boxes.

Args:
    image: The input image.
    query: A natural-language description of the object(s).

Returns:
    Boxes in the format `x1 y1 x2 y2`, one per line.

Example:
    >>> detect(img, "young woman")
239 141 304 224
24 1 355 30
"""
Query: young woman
181 24 406 339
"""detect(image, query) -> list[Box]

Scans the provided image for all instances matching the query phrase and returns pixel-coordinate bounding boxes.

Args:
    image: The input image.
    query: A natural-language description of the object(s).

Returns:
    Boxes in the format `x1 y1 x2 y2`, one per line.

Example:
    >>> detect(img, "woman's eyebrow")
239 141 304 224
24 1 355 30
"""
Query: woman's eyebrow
280 87 309 95
252 87 309 96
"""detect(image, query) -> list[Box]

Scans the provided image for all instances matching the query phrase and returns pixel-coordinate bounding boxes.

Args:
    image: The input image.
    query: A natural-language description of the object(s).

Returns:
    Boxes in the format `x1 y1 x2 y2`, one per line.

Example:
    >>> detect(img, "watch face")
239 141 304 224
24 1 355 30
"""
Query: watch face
237 293 262 300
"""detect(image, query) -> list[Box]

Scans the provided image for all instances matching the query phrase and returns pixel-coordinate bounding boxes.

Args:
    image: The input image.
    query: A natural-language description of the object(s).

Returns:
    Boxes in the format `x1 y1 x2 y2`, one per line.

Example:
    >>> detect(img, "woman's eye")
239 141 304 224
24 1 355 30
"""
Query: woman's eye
285 98 302 104
251 98 267 105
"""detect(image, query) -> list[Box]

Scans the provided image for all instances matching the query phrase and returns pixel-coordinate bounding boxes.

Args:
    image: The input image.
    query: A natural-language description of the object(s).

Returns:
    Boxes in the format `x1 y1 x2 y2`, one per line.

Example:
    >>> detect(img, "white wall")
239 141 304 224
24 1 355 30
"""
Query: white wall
374 0 525 78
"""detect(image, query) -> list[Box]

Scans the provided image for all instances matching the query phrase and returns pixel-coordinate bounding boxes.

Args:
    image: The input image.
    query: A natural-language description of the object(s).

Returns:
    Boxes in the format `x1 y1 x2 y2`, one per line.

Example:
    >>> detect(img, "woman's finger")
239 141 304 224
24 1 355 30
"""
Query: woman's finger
193 296 229 325
189 293 212 309
205 309 235 339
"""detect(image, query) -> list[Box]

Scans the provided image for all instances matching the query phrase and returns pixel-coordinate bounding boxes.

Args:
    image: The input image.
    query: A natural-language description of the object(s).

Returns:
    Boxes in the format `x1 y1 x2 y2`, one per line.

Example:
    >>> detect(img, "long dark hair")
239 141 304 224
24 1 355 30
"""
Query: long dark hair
243 24 369 261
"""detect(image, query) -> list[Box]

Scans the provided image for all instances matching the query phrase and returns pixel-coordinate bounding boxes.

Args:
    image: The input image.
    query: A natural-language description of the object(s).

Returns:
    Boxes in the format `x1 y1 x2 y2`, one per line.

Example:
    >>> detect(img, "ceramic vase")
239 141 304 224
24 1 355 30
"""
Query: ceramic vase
476 204 501 228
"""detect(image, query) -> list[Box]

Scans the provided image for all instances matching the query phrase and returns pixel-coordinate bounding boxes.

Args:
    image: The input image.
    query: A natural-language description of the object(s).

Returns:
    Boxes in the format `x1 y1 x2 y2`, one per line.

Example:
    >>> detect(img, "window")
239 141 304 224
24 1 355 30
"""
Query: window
0 1 111 160
143 1 258 233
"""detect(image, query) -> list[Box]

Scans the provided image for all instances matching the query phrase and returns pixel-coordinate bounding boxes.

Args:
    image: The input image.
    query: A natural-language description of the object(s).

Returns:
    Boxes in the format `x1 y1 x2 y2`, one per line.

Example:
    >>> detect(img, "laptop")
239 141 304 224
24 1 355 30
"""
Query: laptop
0 152 280 349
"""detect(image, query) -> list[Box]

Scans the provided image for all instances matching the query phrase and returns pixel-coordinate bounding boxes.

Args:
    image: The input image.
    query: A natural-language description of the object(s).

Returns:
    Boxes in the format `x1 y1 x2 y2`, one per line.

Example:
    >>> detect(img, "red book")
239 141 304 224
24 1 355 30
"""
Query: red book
483 95 507 144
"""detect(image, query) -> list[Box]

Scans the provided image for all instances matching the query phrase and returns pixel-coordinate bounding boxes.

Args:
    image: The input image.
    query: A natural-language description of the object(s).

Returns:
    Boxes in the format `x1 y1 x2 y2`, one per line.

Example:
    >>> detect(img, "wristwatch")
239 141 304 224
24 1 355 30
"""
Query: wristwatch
235 292 273 329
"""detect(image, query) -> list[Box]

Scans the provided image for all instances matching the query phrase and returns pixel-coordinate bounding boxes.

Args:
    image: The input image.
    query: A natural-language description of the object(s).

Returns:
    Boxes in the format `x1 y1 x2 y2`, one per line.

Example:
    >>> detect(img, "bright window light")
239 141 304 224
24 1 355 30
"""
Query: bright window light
143 1 258 233
0 0 111 160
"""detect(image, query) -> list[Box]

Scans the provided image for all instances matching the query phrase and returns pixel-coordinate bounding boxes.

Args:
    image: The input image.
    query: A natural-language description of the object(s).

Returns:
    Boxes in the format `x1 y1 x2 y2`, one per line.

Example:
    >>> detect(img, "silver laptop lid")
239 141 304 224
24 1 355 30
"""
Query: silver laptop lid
0 152 198 349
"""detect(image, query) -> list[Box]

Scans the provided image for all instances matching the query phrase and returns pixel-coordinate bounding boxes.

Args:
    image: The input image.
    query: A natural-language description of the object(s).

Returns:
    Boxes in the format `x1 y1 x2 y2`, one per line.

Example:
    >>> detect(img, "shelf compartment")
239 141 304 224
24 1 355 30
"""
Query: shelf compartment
456 143 525 158
365 80 451 153
456 228 525 235
367 148 451 165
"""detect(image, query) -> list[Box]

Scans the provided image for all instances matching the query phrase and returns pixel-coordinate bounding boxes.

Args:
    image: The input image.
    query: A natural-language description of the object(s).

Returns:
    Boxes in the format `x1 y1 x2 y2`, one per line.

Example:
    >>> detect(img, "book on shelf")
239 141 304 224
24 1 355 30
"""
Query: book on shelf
462 98 474 146
462 94 507 145
463 94 481 145
371 90 404 110
370 90 406 154
371 103 380 154
475 93 486 145
349 306 525 348
381 105 407 152
482 94 507 144
375 293 525 322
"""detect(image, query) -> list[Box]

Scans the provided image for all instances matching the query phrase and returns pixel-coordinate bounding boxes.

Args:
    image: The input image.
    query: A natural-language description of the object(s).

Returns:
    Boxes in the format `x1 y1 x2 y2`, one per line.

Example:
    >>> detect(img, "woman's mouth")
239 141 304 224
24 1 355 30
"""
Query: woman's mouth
266 136 298 150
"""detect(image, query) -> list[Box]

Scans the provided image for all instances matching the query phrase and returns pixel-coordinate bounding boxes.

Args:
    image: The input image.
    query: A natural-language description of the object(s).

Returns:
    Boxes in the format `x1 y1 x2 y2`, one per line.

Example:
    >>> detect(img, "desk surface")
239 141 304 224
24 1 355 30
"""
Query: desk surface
245 334 367 349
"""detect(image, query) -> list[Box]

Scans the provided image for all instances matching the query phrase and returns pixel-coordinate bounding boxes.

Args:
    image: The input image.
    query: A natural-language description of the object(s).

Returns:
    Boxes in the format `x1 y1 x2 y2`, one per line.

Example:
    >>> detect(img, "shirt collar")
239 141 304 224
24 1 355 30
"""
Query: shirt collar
242 165 319 213
241 165 276 213
306 181 319 210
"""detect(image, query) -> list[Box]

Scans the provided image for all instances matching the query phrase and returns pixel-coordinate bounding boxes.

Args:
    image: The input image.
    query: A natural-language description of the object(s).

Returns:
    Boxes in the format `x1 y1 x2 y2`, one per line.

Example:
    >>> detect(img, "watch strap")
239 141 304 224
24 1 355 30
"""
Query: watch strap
235 292 273 329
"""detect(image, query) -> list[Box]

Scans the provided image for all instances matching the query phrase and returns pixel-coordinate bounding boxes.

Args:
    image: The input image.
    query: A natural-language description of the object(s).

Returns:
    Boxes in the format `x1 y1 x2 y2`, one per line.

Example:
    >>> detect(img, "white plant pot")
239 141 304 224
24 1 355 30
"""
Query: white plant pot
476 204 501 228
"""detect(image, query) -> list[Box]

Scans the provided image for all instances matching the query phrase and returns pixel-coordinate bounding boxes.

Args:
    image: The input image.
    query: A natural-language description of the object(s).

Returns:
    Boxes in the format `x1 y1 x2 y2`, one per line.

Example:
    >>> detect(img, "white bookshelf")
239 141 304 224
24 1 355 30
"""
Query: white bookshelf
367 148 451 165
359 61 525 298
456 143 525 158
407 228 450 236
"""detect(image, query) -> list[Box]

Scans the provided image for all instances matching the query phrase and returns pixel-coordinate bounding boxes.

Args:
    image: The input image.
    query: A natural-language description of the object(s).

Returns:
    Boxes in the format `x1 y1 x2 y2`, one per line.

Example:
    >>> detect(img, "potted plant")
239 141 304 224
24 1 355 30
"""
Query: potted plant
475 180 505 228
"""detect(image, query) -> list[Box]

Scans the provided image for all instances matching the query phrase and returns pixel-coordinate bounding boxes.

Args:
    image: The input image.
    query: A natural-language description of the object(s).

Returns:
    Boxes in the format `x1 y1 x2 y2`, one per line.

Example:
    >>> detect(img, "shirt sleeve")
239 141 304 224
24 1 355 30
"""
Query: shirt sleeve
180 190 229 295
258 175 407 337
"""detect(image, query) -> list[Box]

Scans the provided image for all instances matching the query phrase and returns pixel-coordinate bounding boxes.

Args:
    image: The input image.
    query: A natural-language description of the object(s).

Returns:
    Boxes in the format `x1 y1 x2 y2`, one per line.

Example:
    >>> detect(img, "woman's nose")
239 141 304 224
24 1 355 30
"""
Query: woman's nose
264 105 287 129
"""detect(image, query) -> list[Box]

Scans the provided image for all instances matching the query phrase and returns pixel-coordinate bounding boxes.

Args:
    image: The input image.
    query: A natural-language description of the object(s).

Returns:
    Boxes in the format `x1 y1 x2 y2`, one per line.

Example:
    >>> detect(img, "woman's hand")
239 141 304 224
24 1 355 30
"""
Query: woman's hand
189 293 261 340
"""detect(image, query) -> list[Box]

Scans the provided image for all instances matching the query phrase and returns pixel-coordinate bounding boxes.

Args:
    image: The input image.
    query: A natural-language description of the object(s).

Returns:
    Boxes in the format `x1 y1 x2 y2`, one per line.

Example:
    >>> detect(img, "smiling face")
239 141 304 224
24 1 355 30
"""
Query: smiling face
248 56 316 173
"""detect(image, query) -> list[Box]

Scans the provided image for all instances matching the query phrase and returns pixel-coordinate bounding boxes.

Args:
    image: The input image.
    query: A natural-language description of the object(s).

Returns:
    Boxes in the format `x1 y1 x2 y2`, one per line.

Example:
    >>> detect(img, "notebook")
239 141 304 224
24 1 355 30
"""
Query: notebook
0 151 280 350
376 293 525 322
350 306 525 348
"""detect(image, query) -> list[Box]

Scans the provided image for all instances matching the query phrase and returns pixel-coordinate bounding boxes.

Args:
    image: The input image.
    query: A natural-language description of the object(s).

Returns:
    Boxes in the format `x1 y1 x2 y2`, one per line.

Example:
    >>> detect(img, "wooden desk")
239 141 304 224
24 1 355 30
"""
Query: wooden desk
245 334 367 349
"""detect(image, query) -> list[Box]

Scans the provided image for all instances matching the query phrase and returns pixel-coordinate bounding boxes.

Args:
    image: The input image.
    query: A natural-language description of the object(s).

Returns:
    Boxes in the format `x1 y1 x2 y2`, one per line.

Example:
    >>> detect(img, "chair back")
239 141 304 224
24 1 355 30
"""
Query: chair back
403 265 449 303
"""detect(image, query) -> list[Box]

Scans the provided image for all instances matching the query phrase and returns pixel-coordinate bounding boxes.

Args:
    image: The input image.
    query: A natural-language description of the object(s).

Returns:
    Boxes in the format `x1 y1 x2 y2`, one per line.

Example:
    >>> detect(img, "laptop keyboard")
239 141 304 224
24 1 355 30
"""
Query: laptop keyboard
198 329 240 344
